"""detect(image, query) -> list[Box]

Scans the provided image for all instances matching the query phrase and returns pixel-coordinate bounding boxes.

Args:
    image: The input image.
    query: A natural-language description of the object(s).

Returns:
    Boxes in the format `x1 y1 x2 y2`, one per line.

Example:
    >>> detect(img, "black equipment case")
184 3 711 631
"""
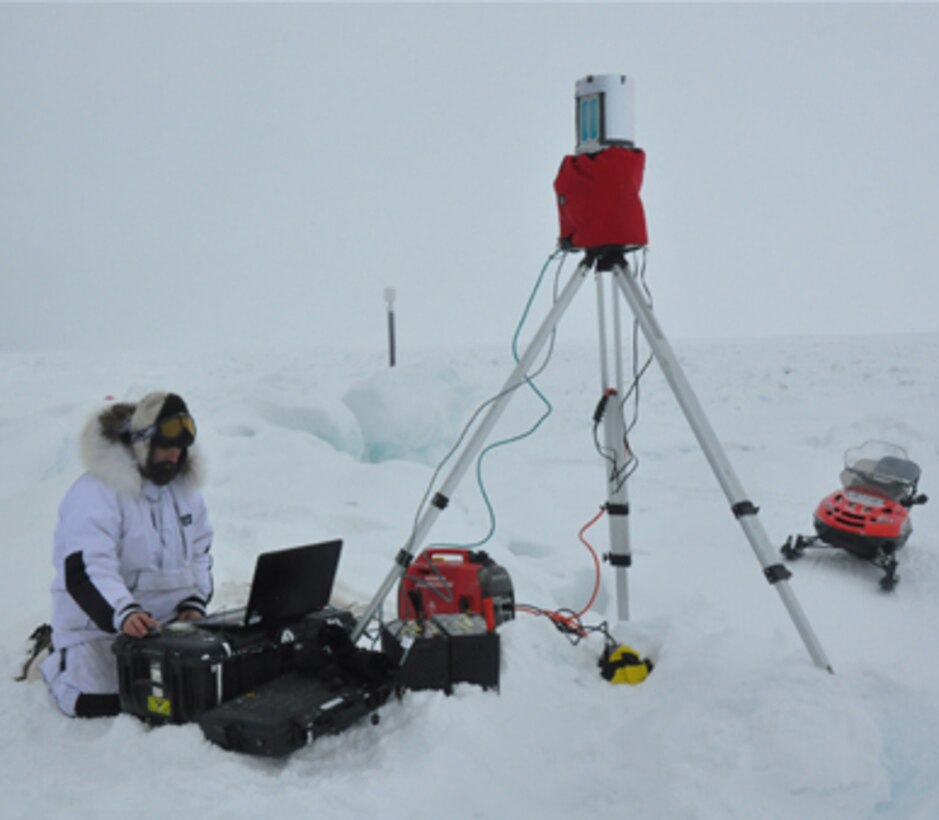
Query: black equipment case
197 625 396 757
112 607 355 725
198 668 387 758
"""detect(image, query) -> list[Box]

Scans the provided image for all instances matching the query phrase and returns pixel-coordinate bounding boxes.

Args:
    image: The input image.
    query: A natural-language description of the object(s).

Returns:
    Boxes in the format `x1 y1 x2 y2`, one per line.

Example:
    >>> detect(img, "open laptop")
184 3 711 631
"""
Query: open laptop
197 539 343 630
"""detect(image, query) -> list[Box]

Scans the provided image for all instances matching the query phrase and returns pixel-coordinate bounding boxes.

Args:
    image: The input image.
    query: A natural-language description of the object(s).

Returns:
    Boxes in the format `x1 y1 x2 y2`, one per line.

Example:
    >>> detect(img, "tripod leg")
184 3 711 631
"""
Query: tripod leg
595 273 632 621
351 258 593 641
611 263 833 672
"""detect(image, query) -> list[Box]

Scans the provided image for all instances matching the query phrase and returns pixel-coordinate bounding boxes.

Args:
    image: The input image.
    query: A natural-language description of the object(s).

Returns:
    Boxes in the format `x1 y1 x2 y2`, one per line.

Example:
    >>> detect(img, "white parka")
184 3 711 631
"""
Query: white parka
48 401 213 649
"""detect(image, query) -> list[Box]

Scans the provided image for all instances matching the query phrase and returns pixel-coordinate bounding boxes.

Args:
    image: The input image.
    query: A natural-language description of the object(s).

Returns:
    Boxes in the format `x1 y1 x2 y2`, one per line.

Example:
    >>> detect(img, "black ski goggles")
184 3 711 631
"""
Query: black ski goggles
131 413 196 446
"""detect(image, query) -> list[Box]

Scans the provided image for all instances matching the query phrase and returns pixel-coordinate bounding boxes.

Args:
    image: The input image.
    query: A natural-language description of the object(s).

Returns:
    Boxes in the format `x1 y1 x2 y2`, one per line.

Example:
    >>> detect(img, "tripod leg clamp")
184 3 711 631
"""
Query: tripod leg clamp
605 503 630 517
763 564 793 584
732 500 760 518
395 549 413 568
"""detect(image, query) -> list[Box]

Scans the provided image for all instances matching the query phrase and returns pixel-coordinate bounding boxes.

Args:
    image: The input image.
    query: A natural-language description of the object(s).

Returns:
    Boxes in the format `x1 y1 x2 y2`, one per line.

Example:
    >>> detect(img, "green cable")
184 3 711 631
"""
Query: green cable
429 251 563 552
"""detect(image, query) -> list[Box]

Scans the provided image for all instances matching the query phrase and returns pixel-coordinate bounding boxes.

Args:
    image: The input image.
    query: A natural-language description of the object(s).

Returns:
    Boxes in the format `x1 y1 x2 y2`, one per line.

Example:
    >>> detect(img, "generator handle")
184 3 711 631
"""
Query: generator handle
421 547 477 563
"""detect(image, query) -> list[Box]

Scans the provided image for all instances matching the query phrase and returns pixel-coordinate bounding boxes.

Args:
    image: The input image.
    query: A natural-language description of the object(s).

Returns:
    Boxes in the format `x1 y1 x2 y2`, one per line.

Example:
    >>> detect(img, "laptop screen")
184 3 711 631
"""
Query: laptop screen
243 539 343 627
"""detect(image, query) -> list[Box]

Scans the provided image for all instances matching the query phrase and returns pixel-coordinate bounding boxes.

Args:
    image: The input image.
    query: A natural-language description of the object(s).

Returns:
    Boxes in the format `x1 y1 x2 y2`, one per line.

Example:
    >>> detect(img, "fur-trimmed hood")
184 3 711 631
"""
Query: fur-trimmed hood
79 399 204 498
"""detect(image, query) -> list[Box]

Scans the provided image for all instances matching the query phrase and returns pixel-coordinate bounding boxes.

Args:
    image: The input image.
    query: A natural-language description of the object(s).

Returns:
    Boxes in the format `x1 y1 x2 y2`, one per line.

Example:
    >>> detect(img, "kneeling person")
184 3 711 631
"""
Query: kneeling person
42 392 213 717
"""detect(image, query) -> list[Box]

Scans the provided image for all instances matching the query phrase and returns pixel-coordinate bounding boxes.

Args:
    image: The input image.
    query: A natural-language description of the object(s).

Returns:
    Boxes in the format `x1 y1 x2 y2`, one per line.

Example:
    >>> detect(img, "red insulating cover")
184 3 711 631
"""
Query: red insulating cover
554 147 648 250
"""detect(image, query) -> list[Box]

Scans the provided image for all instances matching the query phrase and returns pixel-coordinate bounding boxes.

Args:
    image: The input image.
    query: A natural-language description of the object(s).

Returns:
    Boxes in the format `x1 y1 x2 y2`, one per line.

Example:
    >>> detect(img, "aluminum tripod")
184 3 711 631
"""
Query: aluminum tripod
352 248 833 673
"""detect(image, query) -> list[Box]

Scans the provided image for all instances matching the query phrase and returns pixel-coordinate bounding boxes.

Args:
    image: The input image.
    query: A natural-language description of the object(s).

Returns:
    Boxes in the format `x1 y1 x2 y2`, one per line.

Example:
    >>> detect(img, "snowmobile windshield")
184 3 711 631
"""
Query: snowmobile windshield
840 441 920 501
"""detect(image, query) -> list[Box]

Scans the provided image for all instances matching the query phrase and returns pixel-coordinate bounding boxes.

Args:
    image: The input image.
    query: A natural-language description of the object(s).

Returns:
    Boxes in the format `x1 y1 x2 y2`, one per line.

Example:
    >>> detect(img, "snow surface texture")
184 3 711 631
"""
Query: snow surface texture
2 333 937 819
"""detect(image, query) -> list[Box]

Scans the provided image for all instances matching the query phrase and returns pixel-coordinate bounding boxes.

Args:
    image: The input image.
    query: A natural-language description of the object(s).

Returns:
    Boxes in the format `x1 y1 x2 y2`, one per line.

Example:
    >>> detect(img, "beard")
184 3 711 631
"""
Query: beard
141 452 185 486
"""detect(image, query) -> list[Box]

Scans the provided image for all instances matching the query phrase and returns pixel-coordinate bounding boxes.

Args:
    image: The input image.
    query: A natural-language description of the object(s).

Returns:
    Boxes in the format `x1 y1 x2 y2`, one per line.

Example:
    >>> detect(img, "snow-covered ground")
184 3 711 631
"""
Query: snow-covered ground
2 328 937 819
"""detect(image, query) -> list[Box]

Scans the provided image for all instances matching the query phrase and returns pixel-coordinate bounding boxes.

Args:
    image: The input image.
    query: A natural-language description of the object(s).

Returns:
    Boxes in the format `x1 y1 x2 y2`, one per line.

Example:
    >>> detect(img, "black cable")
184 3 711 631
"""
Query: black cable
517 602 617 648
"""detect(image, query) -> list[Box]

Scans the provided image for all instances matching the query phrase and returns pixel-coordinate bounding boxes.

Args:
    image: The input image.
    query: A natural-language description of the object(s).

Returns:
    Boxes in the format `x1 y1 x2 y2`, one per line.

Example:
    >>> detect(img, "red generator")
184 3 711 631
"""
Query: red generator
398 548 515 628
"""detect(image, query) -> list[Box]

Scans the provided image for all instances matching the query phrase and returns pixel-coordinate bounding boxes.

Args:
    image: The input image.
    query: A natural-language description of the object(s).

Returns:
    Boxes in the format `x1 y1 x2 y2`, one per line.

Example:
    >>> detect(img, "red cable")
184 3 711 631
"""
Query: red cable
574 506 606 618
518 506 607 635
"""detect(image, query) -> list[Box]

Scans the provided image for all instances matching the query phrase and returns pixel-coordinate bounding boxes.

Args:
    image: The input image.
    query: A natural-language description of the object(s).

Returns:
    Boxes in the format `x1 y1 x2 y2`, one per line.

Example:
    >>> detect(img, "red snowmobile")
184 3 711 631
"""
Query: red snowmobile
781 441 928 590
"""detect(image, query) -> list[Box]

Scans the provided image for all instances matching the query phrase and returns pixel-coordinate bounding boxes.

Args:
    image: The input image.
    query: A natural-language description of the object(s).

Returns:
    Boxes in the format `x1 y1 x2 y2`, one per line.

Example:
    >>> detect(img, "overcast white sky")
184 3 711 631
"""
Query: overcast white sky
2 3 937 354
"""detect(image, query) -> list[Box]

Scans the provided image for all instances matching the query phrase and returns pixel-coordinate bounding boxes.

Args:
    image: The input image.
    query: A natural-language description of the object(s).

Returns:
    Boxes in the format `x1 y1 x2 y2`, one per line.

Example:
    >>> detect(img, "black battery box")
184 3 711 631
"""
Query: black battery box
435 613 499 691
380 618 450 692
381 613 499 694
112 607 355 725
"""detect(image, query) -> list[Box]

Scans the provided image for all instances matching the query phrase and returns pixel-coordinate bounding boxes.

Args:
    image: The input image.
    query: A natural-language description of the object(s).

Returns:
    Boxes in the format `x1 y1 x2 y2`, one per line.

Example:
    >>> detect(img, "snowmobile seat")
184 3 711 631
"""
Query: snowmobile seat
874 456 920 486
